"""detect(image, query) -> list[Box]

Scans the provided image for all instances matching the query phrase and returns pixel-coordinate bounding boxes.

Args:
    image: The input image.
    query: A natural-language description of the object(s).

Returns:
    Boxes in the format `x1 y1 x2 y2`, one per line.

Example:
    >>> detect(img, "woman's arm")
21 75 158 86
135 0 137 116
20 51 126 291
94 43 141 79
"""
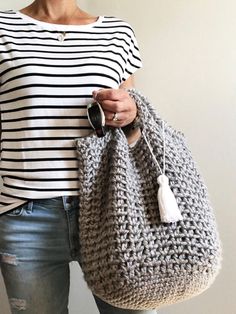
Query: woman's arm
93 75 141 145
119 75 134 89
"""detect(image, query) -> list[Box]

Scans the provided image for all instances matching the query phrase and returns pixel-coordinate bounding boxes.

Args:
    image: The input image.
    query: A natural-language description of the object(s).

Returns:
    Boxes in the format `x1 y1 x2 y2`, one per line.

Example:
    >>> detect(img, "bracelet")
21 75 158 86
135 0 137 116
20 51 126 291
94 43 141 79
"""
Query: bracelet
122 114 141 136
130 115 141 130
87 102 106 137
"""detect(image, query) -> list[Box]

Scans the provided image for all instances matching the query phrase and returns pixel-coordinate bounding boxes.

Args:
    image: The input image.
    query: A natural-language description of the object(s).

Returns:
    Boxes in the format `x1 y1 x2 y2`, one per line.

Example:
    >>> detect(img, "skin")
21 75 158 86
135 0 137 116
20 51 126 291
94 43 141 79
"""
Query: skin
20 0 141 143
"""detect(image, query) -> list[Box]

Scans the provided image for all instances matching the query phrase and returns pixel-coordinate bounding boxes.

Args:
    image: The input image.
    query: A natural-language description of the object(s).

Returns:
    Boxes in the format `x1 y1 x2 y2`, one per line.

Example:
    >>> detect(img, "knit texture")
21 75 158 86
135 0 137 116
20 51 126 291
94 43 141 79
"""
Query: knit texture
75 89 222 310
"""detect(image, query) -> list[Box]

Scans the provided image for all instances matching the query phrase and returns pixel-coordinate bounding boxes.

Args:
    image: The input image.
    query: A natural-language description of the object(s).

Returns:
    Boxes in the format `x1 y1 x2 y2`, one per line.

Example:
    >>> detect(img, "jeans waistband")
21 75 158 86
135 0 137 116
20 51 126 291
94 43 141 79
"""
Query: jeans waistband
25 196 79 212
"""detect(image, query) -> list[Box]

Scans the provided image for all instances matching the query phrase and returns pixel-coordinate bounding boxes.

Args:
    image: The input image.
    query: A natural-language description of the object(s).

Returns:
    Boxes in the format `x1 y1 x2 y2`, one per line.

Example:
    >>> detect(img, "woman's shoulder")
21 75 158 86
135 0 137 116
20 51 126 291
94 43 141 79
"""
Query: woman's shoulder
0 10 19 26
102 16 136 32
0 10 17 18
102 16 137 34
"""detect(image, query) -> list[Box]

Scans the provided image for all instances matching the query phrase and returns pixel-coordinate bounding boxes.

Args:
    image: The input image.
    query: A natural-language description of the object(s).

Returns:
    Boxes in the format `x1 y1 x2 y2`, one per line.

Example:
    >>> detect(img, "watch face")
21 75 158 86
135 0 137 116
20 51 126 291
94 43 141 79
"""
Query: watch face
87 102 106 137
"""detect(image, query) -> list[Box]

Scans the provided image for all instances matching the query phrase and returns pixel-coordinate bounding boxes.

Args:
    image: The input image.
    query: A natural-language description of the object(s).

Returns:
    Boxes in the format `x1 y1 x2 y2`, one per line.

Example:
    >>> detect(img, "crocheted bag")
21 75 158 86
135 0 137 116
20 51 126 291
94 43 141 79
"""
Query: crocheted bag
75 89 221 310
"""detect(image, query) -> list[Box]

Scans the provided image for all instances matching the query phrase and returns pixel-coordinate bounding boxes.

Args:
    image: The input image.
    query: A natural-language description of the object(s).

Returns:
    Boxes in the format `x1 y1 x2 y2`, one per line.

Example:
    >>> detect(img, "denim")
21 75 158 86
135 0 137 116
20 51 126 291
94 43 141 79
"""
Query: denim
0 196 157 314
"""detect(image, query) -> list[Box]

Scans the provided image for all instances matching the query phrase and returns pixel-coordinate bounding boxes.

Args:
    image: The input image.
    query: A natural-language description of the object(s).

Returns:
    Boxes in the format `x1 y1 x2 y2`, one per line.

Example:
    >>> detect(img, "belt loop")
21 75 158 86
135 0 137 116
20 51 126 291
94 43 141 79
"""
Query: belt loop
62 196 67 210
26 200 33 213
62 196 78 210
62 196 71 210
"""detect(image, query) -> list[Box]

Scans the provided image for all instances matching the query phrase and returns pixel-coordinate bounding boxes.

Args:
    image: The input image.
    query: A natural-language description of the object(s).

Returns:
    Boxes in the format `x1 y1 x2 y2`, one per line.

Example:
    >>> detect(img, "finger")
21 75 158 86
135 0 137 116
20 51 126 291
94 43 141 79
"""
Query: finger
103 110 125 122
106 118 124 127
99 100 126 113
103 110 135 127
93 88 127 102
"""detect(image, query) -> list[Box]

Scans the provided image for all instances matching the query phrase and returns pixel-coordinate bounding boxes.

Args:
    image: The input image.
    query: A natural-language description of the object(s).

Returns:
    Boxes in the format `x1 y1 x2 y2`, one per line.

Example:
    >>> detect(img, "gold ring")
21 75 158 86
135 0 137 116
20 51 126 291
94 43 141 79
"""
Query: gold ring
112 112 119 121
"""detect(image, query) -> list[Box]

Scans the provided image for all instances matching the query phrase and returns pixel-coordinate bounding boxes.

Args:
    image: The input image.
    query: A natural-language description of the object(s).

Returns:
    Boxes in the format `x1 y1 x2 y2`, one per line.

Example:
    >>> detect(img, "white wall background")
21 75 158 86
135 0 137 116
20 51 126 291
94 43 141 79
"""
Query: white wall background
0 1 235 313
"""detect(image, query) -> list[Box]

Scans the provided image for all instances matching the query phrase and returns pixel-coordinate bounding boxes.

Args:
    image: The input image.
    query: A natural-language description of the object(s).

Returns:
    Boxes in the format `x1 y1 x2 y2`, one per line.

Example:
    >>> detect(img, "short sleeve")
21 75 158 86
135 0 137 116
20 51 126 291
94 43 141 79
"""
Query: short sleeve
121 24 142 82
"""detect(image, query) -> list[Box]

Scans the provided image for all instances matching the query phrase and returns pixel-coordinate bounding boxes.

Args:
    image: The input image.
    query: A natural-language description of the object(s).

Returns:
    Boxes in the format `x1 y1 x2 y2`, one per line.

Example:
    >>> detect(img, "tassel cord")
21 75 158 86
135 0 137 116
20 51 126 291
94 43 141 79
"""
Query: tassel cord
142 123 165 176
129 89 166 175
131 92 183 223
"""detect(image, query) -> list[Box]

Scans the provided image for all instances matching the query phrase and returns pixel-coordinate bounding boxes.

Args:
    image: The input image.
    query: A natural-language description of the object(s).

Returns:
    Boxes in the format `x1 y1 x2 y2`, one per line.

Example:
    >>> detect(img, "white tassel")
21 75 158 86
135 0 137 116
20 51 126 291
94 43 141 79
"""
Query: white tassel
142 122 183 224
157 174 183 223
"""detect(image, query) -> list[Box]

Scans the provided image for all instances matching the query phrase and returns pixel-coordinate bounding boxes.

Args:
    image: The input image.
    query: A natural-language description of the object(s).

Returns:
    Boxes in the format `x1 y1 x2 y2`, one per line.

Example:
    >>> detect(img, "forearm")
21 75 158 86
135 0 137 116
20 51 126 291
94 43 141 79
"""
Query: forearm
123 126 141 145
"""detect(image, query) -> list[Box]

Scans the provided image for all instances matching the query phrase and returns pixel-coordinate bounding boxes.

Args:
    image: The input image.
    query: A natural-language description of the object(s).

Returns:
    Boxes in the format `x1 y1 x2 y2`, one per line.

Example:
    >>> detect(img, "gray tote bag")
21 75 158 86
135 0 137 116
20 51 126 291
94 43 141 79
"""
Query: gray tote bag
75 89 222 310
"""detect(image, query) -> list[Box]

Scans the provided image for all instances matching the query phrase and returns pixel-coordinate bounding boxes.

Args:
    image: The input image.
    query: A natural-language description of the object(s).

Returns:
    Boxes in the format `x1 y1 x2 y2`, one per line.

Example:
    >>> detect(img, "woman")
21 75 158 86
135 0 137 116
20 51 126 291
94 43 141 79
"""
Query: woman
0 0 156 313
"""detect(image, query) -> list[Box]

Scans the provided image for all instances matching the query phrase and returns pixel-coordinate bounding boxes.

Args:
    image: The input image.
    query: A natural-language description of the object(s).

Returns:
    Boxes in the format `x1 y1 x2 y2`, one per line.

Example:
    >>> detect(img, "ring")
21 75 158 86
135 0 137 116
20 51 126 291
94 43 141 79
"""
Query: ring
112 112 119 122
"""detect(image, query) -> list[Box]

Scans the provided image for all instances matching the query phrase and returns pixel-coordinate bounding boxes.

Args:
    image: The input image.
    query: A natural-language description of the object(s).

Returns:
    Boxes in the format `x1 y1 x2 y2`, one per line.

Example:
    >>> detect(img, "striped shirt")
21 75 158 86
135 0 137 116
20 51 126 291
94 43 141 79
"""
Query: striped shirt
0 10 142 214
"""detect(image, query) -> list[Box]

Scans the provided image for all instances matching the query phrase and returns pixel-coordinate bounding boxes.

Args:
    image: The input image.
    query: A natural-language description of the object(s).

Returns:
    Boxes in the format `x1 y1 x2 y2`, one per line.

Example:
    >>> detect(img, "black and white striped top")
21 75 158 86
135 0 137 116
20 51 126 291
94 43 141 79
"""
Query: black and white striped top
0 10 142 214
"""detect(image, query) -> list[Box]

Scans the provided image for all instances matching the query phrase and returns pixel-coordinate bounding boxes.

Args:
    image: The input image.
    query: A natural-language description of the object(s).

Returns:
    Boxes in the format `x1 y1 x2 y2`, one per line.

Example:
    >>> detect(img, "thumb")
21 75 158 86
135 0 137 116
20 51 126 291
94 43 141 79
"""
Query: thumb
92 90 98 100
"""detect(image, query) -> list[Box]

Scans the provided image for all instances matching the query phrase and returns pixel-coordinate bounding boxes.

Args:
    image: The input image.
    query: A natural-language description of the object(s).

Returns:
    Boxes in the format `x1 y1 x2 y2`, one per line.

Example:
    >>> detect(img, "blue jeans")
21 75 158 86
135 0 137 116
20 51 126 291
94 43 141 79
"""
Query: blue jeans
0 196 157 314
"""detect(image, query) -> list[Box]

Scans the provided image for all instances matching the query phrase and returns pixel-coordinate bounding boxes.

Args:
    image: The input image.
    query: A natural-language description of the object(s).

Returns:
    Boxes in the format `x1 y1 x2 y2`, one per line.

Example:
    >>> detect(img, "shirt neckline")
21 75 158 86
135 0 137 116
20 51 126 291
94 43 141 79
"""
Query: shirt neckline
16 11 103 31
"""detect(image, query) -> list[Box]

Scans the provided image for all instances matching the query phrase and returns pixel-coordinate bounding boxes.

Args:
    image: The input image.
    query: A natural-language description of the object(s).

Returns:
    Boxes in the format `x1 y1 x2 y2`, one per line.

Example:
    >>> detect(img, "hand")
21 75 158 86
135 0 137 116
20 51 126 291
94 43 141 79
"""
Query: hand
92 88 137 128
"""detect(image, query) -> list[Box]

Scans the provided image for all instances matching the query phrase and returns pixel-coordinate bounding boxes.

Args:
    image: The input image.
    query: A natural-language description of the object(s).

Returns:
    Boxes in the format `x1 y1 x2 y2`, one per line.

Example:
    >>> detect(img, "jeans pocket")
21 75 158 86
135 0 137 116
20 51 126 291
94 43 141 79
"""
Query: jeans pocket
6 206 24 217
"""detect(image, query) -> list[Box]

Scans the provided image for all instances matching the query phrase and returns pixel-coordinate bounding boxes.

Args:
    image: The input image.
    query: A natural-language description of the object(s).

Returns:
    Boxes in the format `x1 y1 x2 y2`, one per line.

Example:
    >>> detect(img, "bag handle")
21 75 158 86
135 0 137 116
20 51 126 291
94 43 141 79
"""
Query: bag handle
128 89 183 223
